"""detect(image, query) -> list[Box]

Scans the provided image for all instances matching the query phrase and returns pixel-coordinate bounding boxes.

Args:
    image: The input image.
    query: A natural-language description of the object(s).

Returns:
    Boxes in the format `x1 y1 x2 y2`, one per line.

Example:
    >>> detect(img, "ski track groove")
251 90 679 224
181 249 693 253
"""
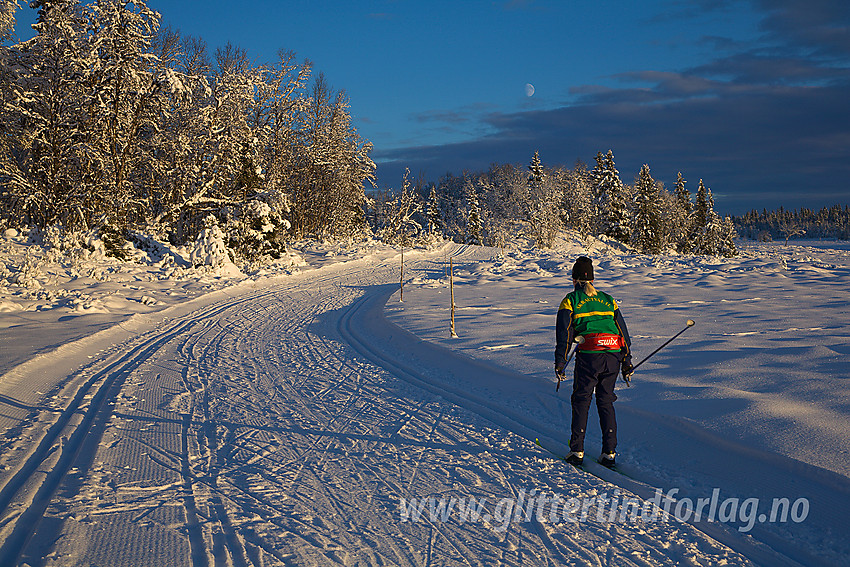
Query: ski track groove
405 405 445 496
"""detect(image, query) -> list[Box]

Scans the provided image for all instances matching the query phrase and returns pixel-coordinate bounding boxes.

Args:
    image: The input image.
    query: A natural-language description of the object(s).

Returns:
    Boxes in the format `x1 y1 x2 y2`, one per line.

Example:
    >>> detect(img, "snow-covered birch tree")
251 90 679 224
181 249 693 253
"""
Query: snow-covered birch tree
83 0 164 227
0 0 17 42
376 168 421 246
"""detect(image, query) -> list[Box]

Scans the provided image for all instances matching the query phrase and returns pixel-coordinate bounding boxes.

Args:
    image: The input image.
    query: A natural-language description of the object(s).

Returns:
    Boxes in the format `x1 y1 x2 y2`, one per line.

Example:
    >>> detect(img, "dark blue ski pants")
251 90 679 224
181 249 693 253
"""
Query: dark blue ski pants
570 351 620 454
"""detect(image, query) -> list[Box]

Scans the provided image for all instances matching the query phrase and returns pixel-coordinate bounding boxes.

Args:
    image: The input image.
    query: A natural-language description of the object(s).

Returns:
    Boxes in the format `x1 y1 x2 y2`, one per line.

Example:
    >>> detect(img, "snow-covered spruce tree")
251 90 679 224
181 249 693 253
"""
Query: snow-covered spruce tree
189 214 239 273
591 150 630 243
471 175 504 249
589 151 609 234
464 178 482 245
718 215 738 257
529 150 543 186
225 197 292 262
426 182 444 237
320 88 376 239
561 160 594 238
672 172 694 253
691 179 736 256
631 164 663 254
691 179 712 253
657 186 681 252
693 179 710 236
509 152 560 248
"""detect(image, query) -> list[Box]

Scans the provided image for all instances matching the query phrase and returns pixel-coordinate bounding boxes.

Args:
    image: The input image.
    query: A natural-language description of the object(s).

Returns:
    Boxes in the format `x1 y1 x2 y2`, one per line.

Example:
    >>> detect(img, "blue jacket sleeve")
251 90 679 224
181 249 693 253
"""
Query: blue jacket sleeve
555 306 575 364
614 308 632 357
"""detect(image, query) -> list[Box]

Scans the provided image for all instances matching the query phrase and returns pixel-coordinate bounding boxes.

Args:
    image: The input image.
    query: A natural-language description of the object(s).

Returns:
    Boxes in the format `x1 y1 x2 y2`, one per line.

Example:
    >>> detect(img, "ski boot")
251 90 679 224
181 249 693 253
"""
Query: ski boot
599 452 616 469
565 451 584 466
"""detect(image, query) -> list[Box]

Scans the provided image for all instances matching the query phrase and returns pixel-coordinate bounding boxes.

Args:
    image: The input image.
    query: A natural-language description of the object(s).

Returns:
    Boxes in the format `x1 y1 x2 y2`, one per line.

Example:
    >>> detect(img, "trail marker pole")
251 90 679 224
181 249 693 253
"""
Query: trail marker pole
450 257 458 338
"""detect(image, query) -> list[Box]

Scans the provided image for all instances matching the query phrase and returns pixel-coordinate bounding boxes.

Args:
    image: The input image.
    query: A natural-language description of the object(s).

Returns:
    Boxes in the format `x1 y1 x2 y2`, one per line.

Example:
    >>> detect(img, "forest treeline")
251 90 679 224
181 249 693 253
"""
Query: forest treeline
1 1 740 264
733 206 850 242
0 0 374 262
371 150 739 257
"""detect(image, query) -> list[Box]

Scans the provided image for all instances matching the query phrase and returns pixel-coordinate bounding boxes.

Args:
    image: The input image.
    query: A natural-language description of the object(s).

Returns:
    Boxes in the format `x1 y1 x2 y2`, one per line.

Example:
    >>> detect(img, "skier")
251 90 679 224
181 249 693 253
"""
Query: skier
555 256 633 468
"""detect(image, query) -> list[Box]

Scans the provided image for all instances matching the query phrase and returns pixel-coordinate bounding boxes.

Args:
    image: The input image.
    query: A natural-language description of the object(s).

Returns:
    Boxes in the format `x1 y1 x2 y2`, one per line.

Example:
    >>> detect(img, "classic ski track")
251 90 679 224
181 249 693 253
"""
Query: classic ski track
0 256 415 566
0 288 293 566
177 371 209 567
282 277 427 565
188 314 252 567
294 251 490 567
175 287 352 566
188 263 419 565
187 303 258 565
0 307 225 565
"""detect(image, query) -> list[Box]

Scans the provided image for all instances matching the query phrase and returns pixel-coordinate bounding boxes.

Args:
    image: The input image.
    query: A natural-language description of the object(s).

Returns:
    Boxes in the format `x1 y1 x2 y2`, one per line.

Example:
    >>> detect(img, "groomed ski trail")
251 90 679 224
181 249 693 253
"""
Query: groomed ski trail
0 244 805 566
340 248 848 567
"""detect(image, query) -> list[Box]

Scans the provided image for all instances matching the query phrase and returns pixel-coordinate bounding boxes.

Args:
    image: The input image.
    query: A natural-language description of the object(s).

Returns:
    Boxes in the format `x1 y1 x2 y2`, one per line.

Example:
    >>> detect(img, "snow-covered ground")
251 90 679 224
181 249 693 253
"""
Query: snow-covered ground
0 230 387 376
0 231 848 565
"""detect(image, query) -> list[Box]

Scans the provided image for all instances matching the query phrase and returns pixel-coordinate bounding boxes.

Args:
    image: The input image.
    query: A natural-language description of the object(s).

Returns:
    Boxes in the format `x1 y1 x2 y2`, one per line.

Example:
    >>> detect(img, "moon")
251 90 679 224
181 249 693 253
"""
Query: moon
524 83 535 97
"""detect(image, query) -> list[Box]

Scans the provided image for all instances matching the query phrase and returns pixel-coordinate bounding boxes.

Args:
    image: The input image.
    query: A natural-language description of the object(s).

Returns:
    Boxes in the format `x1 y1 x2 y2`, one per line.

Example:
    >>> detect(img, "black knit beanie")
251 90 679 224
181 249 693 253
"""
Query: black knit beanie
572 256 594 280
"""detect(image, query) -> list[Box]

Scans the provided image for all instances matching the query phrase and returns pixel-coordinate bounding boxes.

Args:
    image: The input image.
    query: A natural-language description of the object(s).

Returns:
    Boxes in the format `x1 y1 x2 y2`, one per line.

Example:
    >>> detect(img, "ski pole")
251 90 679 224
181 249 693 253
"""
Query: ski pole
556 336 585 392
631 319 695 373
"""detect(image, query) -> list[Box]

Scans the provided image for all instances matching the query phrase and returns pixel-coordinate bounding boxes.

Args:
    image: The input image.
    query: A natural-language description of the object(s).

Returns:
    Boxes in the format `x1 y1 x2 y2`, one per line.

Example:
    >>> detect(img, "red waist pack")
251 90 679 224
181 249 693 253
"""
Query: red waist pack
580 333 625 351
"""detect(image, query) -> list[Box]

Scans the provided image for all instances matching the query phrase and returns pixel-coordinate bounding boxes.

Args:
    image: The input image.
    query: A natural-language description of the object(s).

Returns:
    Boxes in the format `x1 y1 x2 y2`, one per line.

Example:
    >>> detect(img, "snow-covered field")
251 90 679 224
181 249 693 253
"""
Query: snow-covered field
0 230 848 566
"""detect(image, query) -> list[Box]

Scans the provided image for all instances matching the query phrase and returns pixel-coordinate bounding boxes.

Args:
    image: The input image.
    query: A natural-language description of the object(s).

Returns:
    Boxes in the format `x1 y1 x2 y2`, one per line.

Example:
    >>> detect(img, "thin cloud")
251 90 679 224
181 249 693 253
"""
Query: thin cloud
694 53 850 85
754 0 850 58
414 102 498 122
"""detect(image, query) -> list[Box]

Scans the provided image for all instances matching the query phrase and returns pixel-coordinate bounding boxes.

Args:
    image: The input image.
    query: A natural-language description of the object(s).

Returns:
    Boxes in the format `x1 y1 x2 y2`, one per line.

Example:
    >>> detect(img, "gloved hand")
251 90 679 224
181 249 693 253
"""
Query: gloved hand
621 355 634 379
554 360 567 391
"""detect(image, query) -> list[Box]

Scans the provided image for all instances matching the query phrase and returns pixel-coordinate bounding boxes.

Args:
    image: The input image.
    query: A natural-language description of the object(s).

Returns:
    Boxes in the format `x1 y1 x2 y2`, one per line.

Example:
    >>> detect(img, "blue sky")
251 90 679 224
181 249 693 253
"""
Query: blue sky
13 0 850 214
